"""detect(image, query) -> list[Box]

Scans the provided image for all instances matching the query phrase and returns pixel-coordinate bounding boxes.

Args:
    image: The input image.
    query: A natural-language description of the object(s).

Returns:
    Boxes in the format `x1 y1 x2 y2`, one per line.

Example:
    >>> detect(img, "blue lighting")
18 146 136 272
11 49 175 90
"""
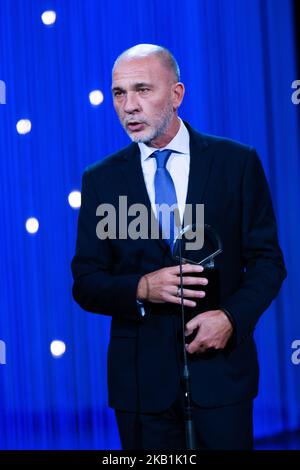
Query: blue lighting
0 0 299 450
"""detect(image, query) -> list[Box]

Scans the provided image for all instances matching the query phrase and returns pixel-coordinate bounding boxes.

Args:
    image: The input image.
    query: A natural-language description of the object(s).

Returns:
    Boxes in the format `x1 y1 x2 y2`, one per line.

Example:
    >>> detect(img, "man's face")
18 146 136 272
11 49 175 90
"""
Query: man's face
112 56 178 145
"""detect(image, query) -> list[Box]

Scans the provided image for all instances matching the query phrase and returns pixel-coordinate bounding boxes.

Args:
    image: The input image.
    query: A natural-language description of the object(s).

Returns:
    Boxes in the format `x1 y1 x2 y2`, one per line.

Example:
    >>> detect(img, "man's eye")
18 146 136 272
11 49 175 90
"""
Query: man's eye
114 91 124 97
139 88 150 93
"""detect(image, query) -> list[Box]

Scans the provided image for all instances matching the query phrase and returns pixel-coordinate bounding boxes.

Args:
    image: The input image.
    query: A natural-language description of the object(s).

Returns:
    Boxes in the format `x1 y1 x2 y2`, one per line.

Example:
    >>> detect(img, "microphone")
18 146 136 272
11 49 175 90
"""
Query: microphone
173 208 197 450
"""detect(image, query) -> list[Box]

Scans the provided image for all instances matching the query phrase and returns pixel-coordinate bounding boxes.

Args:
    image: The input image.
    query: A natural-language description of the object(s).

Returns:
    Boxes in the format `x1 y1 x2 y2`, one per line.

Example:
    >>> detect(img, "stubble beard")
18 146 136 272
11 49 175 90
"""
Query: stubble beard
121 101 175 145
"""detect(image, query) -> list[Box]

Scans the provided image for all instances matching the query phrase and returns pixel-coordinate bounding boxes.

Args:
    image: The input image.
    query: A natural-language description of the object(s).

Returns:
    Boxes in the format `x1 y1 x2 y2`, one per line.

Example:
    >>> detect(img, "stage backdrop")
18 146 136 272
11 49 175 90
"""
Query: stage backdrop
0 0 299 449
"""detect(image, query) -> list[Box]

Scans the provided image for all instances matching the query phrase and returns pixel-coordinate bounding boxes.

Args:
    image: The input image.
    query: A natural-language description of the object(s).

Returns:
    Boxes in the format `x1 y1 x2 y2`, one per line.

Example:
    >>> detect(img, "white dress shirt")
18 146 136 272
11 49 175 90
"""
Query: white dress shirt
138 118 190 224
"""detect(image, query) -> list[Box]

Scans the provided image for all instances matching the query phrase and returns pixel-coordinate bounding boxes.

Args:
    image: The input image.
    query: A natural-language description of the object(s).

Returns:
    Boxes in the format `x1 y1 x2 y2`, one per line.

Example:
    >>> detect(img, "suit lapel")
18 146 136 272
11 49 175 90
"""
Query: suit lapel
183 122 213 222
120 143 151 208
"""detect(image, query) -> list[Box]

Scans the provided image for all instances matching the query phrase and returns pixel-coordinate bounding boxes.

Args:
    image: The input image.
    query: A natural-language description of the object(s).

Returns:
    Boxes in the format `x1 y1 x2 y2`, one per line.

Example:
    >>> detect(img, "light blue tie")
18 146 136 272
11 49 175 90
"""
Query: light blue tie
152 149 179 247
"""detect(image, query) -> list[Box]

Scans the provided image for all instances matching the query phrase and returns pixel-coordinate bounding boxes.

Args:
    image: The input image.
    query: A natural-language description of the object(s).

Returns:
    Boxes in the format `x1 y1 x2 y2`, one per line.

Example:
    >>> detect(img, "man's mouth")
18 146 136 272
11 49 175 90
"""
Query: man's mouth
126 122 145 132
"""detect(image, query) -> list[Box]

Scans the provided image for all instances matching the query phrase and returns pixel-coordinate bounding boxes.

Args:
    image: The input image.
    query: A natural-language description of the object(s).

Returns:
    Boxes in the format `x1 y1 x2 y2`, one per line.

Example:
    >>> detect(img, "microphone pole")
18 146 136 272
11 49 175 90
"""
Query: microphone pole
174 210 197 450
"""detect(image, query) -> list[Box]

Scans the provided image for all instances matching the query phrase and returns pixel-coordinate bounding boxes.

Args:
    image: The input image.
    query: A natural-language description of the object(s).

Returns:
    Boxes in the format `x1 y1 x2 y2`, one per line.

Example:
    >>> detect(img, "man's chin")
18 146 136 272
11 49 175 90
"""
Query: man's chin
127 130 154 144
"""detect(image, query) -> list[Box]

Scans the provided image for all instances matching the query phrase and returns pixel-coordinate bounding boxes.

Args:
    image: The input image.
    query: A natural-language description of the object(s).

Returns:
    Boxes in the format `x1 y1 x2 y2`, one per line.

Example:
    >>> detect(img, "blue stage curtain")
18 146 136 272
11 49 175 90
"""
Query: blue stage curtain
0 0 299 449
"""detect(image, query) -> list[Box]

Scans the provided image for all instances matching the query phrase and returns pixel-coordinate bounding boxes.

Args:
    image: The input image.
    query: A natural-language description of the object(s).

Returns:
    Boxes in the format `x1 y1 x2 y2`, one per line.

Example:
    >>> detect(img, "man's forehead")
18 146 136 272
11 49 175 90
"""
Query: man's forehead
112 56 167 83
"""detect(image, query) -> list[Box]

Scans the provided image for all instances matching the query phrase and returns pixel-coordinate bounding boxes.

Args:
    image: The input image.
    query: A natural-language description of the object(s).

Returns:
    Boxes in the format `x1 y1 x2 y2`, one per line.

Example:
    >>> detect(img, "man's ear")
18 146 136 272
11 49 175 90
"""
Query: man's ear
172 82 185 110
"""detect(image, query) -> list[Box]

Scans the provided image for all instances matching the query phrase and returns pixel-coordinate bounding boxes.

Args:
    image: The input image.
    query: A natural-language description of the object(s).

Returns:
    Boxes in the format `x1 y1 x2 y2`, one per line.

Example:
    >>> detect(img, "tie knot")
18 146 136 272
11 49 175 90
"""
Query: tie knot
152 149 173 169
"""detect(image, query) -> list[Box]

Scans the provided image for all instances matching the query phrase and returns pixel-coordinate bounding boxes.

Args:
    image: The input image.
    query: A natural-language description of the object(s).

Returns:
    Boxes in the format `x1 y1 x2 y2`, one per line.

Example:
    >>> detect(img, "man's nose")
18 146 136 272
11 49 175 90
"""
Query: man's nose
123 92 140 113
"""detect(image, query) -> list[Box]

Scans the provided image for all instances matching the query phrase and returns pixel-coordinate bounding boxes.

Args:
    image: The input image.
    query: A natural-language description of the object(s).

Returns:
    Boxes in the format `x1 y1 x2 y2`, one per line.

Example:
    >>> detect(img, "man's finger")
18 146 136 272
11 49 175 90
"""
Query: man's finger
181 276 208 286
166 295 197 308
185 317 201 336
186 340 207 354
181 264 204 274
176 287 206 299
170 264 204 275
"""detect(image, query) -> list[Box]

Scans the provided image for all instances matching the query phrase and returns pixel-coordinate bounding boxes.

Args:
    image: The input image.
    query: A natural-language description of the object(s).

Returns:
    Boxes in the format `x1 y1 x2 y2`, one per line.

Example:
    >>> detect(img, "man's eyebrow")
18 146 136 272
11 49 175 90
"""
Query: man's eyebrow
134 82 153 88
111 82 153 92
111 86 125 93
133 82 153 90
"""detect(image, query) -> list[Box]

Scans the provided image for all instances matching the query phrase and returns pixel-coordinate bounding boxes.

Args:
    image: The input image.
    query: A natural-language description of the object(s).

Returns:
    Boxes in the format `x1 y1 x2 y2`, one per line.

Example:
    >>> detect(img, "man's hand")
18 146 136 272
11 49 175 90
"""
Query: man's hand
136 264 208 308
185 309 233 354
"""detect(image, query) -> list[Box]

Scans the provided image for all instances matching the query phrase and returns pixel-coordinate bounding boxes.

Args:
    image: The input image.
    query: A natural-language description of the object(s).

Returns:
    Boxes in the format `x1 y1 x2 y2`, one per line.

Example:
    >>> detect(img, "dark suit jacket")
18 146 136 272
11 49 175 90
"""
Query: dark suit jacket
71 122 286 413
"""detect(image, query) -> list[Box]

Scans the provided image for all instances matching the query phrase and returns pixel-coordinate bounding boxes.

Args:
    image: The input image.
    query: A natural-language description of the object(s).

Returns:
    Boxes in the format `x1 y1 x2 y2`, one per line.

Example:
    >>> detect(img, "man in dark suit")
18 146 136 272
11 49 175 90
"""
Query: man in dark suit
71 44 286 449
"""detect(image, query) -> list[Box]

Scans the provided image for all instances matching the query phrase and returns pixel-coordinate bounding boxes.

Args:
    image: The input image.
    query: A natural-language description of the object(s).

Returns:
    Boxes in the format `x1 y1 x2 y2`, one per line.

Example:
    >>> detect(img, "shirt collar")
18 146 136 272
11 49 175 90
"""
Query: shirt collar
138 118 190 162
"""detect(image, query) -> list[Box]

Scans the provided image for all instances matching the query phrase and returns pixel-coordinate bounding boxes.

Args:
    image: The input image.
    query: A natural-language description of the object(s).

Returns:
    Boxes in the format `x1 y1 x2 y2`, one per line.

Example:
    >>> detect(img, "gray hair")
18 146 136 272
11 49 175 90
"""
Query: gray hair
113 44 180 82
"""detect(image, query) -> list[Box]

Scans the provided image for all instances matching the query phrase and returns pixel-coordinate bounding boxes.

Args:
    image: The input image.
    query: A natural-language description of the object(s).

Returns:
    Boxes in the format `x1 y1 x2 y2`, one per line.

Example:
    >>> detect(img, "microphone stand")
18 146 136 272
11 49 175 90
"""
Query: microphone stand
173 220 223 450
174 211 197 450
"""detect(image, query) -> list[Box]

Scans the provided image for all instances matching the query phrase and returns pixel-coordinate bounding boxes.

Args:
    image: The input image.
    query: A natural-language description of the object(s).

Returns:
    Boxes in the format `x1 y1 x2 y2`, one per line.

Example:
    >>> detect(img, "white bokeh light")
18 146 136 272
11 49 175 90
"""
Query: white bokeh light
16 119 32 135
50 340 66 358
89 90 104 106
41 10 56 26
68 190 81 209
25 217 39 234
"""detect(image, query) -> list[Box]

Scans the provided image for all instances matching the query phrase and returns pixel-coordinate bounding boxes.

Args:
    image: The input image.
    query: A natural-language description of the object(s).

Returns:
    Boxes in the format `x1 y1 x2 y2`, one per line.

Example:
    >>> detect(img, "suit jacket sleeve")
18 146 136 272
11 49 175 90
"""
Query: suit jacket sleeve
220 148 287 344
71 168 143 319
